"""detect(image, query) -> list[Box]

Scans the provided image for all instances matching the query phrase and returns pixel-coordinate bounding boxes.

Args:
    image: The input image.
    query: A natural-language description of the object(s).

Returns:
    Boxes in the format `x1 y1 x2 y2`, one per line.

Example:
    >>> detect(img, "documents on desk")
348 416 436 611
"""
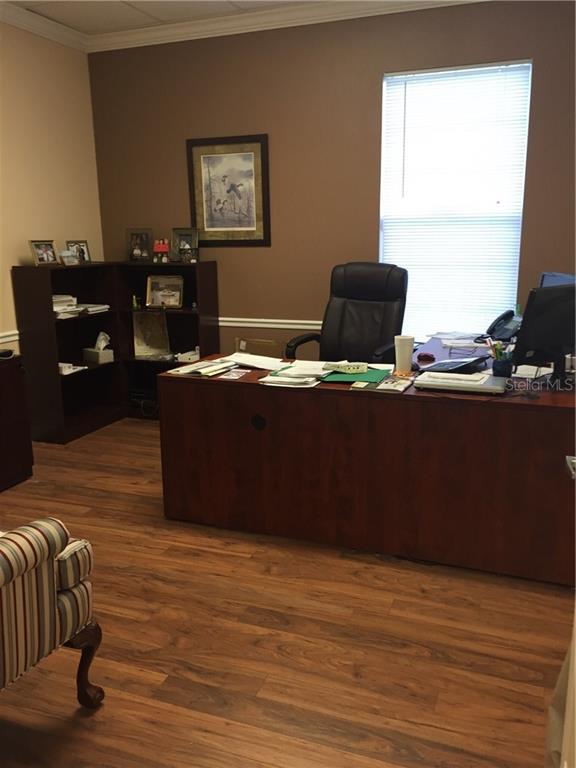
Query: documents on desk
259 375 320 388
414 371 507 394
512 364 554 379
167 360 236 376
220 352 286 371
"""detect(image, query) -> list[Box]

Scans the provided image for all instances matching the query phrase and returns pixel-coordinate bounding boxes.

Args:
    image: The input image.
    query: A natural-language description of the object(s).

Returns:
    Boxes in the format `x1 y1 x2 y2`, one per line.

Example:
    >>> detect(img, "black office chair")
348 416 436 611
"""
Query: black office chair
285 262 408 362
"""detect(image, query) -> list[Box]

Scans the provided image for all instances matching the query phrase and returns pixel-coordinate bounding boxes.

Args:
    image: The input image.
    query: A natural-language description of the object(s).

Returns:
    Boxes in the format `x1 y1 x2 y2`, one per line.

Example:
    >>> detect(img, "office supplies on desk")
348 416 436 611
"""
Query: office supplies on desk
222 352 286 371
353 378 412 393
421 355 489 374
218 368 250 380
512 365 554 379
323 361 368 374
167 360 235 376
414 371 507 394
275 361 329 378
259 375 320 388
324 369 391 384
394 335 414 375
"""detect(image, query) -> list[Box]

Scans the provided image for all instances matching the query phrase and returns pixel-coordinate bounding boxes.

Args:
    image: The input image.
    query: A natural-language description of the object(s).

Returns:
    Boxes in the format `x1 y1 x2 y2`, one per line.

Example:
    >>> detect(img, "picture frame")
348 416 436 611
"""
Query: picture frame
66 240 91 263
30 240 59 265
60 251 80 266
145 275 184 308
127 229 153 261
170 228 199 263
186 134 270 247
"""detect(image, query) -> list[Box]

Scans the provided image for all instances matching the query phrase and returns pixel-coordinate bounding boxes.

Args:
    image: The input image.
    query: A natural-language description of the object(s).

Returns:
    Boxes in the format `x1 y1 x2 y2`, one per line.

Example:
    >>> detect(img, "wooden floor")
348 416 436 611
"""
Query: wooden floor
0 419 573 768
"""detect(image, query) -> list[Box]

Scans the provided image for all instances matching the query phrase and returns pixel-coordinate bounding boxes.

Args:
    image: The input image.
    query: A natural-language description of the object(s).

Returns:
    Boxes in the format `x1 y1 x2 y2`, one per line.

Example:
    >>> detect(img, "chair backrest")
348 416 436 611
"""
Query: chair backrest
318 262 408 362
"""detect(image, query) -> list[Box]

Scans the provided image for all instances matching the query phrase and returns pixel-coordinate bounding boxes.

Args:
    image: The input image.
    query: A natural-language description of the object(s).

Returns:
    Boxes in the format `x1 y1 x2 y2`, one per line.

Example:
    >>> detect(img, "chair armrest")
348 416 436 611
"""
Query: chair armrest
285 333 321 360
372 342 396 363
0 518 69 588
56 539 93 590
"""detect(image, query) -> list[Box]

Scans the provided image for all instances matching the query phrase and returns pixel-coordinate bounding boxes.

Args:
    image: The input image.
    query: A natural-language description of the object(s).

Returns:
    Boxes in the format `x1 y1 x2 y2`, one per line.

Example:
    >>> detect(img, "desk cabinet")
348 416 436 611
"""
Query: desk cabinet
159 373 575 585
0 356 33 491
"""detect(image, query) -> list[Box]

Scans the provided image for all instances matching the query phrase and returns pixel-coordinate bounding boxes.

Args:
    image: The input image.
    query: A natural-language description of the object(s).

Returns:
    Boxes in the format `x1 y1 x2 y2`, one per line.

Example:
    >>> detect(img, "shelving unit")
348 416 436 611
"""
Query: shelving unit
12 261 219 443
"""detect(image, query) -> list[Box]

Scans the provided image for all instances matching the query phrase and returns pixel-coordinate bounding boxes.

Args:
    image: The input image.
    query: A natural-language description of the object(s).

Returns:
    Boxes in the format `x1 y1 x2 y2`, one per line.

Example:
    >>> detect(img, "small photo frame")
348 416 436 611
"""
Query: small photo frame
30 240 59 265
66 240 91 263
60 250 80 266
146 275 184 308
171 228 199 263
127 229 153 261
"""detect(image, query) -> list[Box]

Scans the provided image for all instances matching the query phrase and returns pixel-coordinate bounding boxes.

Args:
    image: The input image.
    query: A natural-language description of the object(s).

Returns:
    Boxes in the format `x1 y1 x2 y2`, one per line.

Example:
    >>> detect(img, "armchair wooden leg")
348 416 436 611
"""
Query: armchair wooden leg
65 620 105 709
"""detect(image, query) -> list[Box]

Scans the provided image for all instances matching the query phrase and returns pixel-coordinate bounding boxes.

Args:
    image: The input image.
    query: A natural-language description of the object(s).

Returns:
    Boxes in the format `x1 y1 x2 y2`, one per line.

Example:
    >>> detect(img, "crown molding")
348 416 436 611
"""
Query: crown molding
0 1 478 54
0 3 88 51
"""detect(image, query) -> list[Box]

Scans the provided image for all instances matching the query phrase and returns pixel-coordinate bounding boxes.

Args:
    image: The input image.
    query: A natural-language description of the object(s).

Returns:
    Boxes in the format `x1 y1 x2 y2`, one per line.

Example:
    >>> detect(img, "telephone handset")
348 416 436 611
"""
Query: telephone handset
475 310 522 343
487 310 522 341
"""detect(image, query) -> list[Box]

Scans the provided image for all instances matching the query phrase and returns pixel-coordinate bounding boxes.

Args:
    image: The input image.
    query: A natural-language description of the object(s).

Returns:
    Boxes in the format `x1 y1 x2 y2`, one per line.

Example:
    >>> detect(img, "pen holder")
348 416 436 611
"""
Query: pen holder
492 358 513 378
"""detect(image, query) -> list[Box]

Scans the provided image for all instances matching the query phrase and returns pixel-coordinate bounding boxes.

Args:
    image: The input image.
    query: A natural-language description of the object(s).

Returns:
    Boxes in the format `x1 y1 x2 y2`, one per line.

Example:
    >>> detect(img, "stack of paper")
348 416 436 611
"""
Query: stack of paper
259 375 319 388
167 359 236 377
220 352 286 371
77 303 110 314
275 360 329 378
53 294 81 319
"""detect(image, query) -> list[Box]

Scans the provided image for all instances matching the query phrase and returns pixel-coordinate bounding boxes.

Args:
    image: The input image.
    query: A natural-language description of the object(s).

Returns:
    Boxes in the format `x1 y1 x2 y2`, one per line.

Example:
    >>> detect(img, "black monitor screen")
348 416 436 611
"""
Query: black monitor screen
539 272 576 288
513 284 575 371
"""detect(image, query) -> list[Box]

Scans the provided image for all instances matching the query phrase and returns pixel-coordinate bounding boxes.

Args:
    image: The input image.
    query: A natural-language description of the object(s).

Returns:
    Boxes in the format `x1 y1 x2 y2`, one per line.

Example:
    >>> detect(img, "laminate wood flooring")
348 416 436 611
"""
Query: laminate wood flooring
0 419 573 768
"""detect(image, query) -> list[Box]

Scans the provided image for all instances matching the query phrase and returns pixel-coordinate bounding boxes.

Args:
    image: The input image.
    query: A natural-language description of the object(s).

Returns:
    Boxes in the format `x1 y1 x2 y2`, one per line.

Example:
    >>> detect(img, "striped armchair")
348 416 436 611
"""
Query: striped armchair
0 517 104 708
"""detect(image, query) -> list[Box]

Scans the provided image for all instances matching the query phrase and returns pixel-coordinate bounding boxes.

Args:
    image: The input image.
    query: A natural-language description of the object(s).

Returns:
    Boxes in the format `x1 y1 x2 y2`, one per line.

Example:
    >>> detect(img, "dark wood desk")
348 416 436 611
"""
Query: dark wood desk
158 357 575 585
0 356 33 491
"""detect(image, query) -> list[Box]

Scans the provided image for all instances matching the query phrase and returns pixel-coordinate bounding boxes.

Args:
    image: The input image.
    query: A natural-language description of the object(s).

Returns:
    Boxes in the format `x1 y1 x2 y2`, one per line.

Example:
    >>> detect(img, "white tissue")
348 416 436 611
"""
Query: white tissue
95 331 111 351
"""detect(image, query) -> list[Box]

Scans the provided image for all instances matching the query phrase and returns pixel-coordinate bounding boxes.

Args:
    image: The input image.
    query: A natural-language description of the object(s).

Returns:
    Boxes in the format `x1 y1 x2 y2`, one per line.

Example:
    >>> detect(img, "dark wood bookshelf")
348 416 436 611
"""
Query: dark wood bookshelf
0 355 33 490
11 261 219 443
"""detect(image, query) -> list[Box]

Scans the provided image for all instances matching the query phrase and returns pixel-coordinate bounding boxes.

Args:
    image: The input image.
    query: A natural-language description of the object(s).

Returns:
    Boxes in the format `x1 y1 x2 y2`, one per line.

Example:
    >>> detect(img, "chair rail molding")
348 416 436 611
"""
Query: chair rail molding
219 317 322 331
0 331 19 345
1 319 321 343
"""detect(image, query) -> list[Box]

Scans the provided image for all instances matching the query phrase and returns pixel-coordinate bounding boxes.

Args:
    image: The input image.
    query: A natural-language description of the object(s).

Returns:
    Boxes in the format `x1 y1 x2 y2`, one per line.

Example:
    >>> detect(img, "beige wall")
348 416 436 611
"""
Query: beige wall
89 1 574 352
0 22 103 341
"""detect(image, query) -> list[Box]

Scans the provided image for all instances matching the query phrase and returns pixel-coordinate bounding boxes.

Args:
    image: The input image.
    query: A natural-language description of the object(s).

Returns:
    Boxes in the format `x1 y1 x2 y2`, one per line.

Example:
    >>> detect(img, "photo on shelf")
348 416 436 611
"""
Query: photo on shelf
146 274 184 308
127 229 153 261
133 311 171 359
170 228 199 263
30 240 59 265
66 240 91 263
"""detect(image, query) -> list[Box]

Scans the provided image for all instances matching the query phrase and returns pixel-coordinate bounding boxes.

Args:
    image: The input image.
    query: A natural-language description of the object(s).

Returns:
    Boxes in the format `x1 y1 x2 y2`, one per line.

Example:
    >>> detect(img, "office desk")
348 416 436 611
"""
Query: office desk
158 364 575 585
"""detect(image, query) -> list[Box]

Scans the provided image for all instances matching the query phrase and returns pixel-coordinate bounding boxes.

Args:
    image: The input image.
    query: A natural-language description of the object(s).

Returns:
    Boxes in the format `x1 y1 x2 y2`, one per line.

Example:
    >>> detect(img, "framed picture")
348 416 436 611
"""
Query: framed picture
66 240 91 263
170 228 199 263
146 275 184 308
30 240 59 265
127 229 153 261
186 134 270 247
60 251 80 266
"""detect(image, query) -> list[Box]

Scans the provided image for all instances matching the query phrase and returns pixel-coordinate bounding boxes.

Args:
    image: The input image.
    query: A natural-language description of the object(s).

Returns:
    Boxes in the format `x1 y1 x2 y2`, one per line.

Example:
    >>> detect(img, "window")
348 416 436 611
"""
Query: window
380 62 532 339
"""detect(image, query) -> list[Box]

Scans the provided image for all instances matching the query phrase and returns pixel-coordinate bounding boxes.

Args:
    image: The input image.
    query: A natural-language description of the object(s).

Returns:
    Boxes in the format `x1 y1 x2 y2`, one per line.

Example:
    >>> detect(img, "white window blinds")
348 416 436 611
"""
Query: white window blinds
380 62 532 339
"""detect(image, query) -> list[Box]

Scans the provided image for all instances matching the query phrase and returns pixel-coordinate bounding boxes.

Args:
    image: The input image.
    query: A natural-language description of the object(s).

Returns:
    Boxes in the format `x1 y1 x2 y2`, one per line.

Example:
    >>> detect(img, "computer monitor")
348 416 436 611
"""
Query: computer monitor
513 284 575 383
539 272 576 288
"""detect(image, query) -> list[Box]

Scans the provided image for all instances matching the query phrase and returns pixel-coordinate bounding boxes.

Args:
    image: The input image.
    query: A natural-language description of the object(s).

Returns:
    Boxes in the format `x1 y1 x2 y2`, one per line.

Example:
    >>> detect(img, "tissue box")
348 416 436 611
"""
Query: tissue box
83 347 114 364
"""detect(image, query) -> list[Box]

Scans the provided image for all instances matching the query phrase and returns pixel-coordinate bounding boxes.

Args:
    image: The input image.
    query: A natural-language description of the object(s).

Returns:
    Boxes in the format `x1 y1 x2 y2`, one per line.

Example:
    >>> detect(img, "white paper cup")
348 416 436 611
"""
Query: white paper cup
394 335 414 375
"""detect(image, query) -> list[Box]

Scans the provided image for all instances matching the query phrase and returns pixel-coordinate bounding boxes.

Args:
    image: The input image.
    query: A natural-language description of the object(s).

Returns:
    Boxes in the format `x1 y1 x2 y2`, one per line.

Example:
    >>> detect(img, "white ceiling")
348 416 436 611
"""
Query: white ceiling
0 0 483 51
10 1 310 35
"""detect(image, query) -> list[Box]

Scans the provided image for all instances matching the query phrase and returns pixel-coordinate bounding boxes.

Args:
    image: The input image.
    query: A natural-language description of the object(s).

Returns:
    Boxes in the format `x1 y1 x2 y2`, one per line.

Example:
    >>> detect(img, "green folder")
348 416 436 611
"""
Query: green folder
324 369 391 384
